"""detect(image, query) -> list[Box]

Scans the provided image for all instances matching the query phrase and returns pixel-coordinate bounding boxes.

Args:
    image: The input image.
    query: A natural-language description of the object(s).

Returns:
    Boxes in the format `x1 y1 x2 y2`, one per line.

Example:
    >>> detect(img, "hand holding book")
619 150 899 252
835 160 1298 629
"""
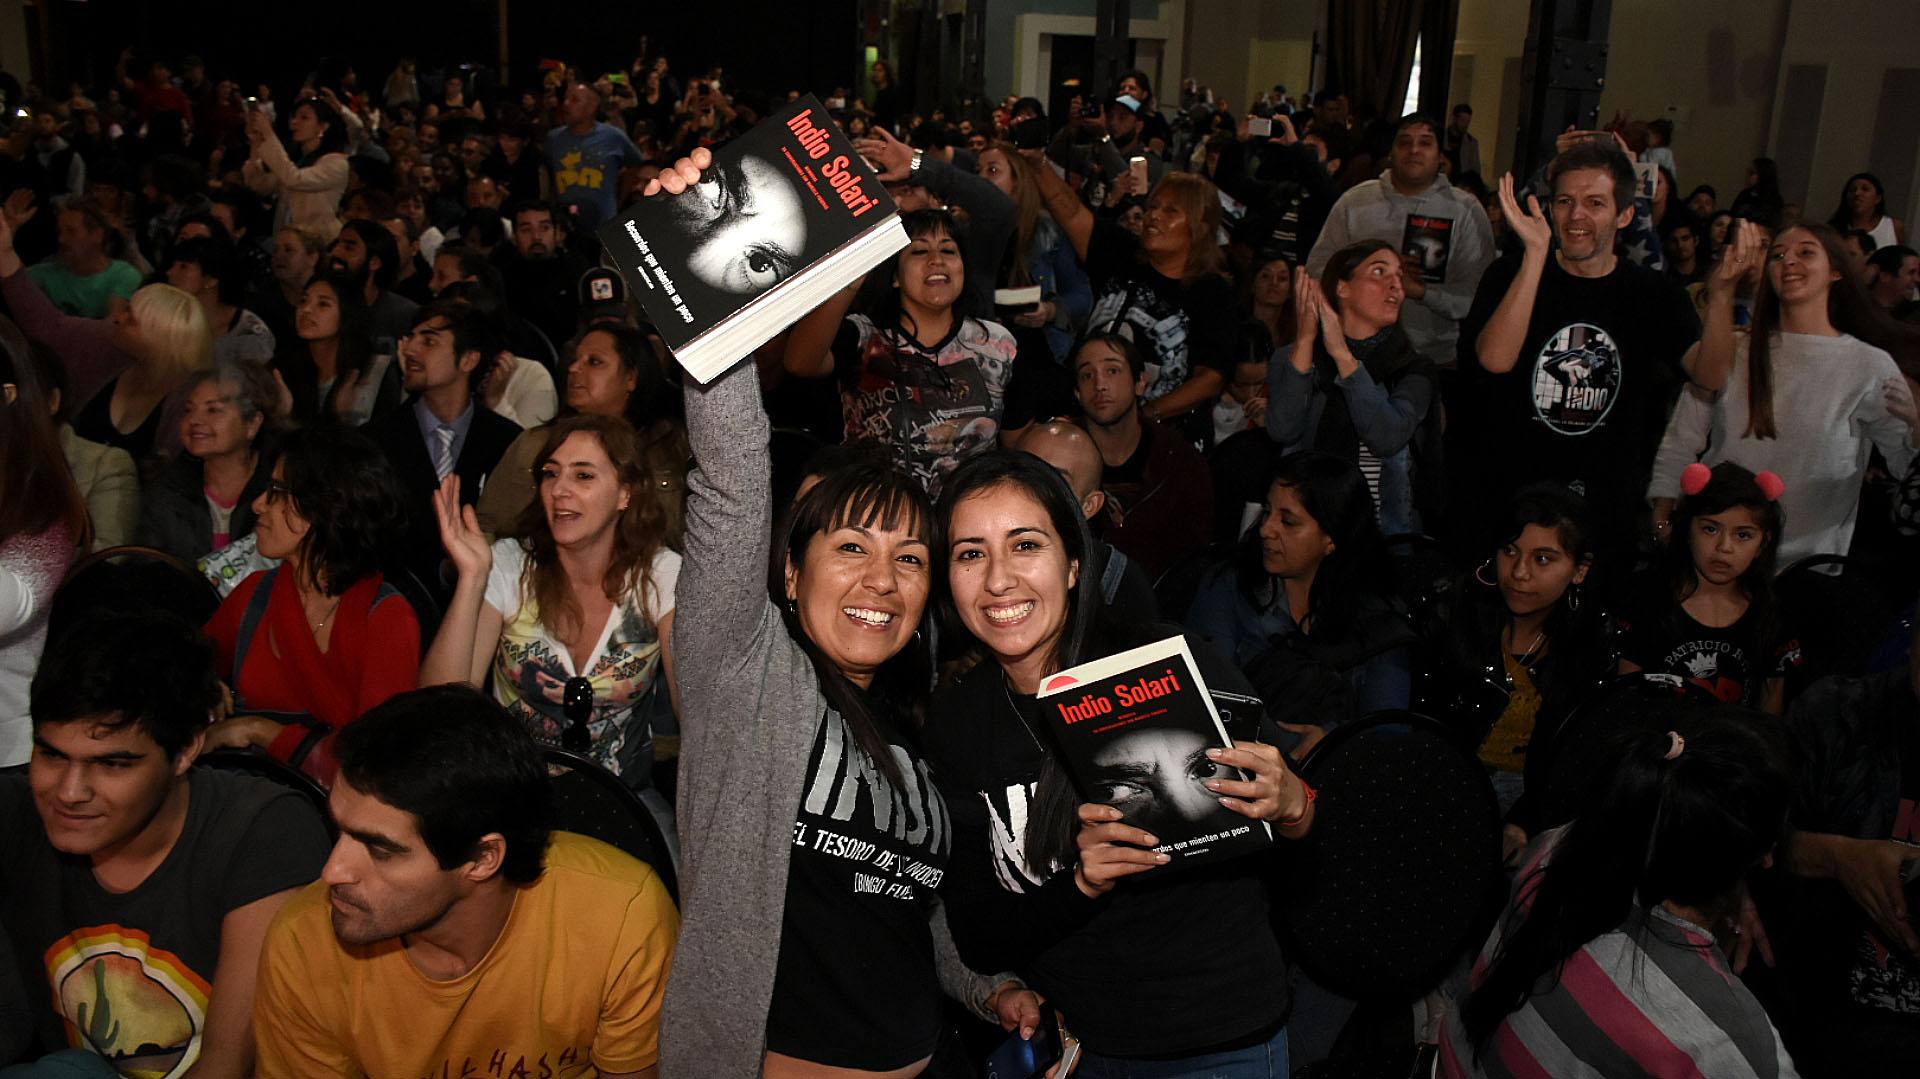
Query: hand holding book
1204 742 1316 835
641 146 712 197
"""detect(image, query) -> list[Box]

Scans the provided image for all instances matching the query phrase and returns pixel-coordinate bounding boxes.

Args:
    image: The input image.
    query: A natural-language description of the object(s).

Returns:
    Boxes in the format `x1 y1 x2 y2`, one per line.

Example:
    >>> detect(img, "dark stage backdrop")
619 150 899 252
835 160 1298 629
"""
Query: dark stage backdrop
44 0 861 109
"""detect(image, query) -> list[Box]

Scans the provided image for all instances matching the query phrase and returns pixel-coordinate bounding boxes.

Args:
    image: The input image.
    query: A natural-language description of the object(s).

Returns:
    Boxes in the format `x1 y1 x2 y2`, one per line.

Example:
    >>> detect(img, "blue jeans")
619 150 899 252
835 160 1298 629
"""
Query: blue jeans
1074 1024 1289 1079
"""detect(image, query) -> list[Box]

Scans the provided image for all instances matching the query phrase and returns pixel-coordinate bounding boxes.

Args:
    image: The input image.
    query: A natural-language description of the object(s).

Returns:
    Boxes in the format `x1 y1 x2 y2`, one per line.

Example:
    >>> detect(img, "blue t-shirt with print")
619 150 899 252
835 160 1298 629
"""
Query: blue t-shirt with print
546 123 643 231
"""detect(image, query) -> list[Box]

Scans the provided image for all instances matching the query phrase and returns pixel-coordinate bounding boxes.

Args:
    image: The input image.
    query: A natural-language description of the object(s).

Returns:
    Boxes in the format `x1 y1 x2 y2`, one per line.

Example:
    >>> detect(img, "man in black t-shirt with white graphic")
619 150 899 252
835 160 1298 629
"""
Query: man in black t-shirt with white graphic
1460 141 1701 553
0 614 328 1075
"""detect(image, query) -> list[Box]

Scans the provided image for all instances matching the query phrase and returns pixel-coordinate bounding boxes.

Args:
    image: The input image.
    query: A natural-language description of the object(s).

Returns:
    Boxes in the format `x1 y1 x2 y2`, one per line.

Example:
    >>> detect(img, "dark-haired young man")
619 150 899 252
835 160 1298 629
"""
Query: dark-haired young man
1459 142 1701 553
254 685 678 1078
1072 333 1212 580
367 300 519 601
0 614 328 1075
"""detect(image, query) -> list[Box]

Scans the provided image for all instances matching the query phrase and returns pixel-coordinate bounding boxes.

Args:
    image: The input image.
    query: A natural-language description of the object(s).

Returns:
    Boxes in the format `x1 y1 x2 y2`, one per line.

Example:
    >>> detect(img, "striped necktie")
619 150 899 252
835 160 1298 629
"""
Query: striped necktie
432 424 456 481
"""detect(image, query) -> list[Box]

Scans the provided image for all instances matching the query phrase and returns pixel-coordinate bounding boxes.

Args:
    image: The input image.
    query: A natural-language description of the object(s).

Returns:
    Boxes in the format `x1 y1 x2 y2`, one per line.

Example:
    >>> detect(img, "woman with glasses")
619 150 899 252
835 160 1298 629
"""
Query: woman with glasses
201 425 419 784
422 413 681 783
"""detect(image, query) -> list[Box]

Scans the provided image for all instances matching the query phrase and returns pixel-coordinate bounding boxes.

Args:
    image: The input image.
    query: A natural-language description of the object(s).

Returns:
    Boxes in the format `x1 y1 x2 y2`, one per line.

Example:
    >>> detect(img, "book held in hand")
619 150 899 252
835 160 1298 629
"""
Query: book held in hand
1039 636 1273 867
597 94 909 383
1401 213 1455 283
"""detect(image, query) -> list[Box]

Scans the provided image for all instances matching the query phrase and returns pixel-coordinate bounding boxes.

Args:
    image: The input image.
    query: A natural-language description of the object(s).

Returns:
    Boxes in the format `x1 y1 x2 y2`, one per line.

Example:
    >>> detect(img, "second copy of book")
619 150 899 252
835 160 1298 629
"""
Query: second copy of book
1401 213 1455 283
1038 636 1273 868
597 94 909 383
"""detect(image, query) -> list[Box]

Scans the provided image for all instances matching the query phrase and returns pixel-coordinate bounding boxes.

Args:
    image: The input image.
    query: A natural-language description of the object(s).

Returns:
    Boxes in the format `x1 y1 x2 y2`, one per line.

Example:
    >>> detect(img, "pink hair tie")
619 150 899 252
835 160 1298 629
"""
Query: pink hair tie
1756 470 1786 502
1680 463 1712 496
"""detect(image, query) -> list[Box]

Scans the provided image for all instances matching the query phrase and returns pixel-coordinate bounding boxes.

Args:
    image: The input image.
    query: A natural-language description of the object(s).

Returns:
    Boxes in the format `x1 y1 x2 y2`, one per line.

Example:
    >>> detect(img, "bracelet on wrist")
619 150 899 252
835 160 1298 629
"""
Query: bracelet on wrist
1276 778 1317 827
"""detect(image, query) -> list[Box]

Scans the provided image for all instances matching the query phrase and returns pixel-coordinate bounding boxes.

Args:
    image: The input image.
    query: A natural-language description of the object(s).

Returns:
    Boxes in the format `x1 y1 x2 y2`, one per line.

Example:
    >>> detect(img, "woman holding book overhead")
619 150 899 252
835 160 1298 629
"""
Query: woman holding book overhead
421 412 681 785
642 149 1034 1079
783 207 1018 495
924 448 1314 1077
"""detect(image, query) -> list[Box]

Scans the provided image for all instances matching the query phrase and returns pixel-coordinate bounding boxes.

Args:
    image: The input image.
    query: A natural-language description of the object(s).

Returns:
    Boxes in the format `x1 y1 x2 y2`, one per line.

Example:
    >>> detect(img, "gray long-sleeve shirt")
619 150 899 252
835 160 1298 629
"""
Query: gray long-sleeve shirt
1305 171 1495 367
662 358 1004 1077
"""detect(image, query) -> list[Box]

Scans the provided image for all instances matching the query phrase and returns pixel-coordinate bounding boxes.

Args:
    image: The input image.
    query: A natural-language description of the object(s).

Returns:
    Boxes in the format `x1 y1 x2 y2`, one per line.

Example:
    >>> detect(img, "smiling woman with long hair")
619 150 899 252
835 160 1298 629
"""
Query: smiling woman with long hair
200 425 419 784
1649 221 1920 565
422 412 680 783
922 449 1313 1076
645 149 1032 1079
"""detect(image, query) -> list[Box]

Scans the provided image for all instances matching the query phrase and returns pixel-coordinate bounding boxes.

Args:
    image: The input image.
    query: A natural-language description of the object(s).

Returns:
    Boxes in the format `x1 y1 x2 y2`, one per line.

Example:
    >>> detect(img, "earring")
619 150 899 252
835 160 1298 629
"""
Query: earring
1475 559 1497 587
1567 584 1582 612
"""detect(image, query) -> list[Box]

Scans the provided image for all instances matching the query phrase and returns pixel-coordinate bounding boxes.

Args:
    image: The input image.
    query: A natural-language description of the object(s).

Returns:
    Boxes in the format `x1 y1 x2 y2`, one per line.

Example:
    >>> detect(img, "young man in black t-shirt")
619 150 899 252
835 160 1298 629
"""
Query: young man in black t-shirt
1459 142 1701 554
0 614 328 1075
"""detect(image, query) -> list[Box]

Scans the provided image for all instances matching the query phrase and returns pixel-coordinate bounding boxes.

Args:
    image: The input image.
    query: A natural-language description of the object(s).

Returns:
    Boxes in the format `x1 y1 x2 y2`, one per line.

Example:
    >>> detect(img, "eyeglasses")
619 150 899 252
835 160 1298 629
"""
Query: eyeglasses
561 677 593 753
264 480 294 503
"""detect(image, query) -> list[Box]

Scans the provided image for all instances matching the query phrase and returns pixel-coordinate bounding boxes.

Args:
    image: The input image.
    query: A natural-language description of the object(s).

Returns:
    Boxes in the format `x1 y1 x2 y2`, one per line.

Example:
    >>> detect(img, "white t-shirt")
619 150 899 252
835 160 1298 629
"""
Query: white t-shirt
483 538 681 774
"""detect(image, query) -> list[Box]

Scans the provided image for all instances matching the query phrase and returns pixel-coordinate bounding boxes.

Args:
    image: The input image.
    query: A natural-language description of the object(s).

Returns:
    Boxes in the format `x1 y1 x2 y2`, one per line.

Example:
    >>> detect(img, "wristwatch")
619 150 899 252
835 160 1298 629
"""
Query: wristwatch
908 148 924 180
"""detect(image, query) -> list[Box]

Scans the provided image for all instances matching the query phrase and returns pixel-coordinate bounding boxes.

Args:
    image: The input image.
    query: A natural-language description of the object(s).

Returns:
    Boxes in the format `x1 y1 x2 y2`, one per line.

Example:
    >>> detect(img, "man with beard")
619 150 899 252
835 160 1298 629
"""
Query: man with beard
0 614 327 1075
498 201 583 349
327 218 419 355
253 686 677 1079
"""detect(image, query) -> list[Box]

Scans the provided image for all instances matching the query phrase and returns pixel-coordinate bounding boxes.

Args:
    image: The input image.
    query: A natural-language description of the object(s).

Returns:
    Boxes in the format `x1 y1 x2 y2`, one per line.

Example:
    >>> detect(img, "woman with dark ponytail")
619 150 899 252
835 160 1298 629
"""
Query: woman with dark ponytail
1438 705 1799 1077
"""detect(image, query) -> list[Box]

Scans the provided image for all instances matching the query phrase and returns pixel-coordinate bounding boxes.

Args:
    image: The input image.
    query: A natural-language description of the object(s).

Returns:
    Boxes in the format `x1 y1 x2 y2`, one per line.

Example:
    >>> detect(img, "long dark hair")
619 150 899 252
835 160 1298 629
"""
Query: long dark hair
1237 451 1391 641
275 269 373 423
0 318 90 549
1657 462 1782 643
937 449 1106 872
292 97 348 164
1827 171 1887 232
511 414 670 643
274 425 407 596
772 459 936 789
1745 223 1920 435
1461 704 1790 1057
1476 483 1598 676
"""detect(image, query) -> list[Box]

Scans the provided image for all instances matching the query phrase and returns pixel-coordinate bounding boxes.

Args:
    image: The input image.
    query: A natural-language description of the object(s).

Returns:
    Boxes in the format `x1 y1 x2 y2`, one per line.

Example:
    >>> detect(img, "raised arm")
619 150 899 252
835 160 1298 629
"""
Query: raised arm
781 280 859 379
1682 220 1760 391
1025 148 1094 263
418 476 504 688
1474 174 1554 375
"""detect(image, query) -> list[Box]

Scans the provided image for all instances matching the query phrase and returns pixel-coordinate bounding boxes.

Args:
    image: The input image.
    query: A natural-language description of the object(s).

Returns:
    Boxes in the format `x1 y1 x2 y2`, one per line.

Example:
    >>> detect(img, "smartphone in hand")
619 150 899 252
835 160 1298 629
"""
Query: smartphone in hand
985 1003 1063 1079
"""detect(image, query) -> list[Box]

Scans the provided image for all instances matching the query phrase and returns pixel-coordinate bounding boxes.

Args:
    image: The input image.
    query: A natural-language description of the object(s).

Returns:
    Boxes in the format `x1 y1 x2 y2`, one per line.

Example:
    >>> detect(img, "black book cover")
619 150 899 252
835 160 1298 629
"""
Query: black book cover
596 94 904 381
1038 636 1272 868
1401 213 1455 283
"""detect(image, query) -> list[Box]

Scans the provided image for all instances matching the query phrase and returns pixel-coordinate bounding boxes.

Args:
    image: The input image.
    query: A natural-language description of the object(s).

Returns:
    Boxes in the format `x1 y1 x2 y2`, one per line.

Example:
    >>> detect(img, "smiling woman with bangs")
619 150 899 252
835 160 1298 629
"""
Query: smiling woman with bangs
643 150 1036 1079
784 207 1018 495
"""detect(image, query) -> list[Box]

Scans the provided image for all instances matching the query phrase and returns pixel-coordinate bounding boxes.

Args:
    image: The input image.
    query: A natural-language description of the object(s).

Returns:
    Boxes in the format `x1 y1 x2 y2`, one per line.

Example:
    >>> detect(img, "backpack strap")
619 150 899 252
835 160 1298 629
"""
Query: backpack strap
231 566 278 693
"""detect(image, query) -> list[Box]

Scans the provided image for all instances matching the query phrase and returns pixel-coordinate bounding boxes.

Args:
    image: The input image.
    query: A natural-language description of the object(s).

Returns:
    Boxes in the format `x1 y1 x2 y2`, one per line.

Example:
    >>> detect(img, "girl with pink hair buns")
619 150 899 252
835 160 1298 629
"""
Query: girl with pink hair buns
1620 462 1798 714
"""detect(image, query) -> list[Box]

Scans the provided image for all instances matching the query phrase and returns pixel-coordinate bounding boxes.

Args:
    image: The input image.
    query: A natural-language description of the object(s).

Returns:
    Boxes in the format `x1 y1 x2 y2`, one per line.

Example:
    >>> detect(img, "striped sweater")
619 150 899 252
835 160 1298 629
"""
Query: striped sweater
1437 827 1800 1078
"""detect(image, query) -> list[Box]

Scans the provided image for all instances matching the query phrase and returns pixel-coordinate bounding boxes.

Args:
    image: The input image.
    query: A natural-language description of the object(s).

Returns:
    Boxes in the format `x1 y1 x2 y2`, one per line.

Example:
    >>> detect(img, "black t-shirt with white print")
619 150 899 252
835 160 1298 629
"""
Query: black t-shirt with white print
1618 600 1799 708
1083 222 1237 404
921 631 1291 1059
763 699 952 1071
1463 251 1699 517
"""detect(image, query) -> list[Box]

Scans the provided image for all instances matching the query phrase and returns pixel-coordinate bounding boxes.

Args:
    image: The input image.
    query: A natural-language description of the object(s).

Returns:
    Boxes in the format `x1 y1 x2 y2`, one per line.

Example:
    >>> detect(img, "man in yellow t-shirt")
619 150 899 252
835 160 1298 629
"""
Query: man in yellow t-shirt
253 686 678 1078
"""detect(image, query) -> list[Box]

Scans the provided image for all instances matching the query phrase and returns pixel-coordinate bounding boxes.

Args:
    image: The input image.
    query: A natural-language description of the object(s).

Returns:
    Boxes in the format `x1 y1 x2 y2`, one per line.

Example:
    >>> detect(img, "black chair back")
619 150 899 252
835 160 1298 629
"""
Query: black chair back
197 747 335 837
383 567 444 652
543 746 679 903
1775 553 1900 698
1276 710 1504 1001
50 545 222 643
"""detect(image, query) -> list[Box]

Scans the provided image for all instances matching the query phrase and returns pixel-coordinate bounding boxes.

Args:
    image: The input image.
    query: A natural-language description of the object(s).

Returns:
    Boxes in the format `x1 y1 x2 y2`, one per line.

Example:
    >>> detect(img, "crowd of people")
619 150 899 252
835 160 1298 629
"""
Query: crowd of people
1 38 1919 1079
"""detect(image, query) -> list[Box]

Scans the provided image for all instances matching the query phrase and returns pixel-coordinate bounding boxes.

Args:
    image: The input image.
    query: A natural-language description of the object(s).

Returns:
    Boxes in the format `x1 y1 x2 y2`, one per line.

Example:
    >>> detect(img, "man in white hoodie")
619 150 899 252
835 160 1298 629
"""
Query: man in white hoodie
1307 113 1495 368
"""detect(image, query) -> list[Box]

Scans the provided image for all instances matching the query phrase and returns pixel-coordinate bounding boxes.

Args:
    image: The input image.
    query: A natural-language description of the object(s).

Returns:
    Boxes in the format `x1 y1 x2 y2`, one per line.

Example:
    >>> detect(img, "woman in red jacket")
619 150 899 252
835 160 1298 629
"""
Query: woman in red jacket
202 425 419 783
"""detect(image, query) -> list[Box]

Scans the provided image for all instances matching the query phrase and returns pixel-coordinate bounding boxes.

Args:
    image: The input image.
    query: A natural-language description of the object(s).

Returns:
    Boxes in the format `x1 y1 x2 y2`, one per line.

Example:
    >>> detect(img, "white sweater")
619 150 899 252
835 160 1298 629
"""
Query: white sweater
1649 331 1914 567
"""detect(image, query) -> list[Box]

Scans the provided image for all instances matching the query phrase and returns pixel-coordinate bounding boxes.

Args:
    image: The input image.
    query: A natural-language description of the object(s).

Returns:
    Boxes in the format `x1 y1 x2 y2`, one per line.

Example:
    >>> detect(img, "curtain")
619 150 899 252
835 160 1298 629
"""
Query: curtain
1419 0 1462 119
1326 0 1445 126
